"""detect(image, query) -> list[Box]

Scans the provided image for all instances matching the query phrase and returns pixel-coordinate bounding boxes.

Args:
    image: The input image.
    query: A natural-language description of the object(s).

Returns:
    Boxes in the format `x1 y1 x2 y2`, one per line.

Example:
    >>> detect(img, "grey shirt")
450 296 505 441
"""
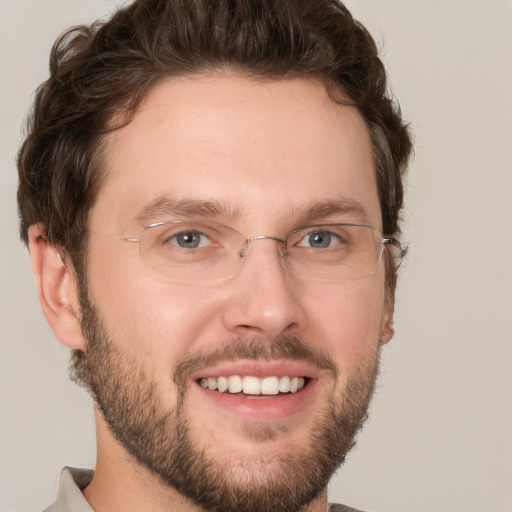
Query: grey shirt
44 467 365 512
43 468 93 512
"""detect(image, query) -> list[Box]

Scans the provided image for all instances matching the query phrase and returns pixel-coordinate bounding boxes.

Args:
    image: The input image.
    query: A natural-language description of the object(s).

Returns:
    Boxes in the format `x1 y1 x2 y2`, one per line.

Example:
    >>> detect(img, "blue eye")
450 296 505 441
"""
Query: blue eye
308 231 331 248
300 230 340 249
169 231 210 249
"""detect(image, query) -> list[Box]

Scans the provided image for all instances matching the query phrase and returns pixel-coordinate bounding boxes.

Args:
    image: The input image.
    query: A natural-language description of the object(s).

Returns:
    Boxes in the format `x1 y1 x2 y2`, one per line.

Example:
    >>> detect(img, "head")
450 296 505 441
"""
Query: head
18 1 412 511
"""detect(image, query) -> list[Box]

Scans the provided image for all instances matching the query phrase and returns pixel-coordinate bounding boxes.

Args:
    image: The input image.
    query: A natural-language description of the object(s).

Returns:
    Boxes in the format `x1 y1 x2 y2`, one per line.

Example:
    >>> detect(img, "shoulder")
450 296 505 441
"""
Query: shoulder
329 504 367 512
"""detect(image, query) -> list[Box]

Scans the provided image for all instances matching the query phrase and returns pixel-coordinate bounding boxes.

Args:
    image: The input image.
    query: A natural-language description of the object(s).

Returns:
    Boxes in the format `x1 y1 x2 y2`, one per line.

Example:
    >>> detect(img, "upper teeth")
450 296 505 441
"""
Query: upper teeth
199 375 306 395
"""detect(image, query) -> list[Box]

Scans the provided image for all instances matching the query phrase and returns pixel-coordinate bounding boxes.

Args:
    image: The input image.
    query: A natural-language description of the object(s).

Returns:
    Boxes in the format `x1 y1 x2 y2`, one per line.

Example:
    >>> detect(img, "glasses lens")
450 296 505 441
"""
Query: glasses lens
139 221 243 281
138 222 385 282
286 224 384 281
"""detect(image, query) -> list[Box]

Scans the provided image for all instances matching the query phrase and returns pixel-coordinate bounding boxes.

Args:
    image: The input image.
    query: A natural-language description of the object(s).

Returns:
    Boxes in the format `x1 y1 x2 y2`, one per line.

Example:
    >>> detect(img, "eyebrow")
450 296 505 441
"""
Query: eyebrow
294 198 371 225
134 195 371 227
134 195 243 224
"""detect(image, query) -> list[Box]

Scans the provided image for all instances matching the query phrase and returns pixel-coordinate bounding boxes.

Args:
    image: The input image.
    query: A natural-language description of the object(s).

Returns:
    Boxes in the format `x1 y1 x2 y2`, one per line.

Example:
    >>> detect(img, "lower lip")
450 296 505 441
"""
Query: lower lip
192 379 318 421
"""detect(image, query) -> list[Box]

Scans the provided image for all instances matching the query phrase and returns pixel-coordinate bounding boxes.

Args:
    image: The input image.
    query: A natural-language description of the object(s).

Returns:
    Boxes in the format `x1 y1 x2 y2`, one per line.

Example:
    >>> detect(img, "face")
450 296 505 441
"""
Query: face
76 74 393 512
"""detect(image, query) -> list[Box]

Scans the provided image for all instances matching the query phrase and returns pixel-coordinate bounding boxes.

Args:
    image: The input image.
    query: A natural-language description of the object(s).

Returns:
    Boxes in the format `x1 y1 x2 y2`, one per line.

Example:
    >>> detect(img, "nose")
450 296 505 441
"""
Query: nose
236 235 286 258
222 238 307 339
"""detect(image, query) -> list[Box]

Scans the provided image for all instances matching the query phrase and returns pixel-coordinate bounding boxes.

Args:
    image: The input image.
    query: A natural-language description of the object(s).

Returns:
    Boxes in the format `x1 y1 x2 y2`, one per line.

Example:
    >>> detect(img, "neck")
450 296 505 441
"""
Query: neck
83 411 330 512
84 413 200 512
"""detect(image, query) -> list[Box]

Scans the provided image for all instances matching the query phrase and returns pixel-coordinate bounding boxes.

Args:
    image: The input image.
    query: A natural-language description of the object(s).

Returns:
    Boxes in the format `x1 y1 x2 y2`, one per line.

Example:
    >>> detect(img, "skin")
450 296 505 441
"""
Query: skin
29 73 394 512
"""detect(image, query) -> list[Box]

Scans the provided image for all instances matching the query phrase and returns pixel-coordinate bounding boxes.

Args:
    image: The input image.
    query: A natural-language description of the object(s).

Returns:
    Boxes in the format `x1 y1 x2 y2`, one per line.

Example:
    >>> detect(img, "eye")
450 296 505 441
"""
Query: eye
298 230 341 249
168 230 211 249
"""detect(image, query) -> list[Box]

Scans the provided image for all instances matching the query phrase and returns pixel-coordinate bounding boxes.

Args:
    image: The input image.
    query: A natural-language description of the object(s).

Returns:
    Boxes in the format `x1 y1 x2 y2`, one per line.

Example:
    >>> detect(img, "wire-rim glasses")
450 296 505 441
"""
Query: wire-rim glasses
100 220 402 283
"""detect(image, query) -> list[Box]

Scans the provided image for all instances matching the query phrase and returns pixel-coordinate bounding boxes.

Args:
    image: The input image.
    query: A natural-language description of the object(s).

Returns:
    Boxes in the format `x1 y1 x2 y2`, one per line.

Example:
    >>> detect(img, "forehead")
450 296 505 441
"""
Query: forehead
93 73 380 231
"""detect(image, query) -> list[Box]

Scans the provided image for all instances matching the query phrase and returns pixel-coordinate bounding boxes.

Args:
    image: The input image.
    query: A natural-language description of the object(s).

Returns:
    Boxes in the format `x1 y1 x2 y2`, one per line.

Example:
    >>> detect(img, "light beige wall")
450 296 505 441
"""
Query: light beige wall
1 1 511 511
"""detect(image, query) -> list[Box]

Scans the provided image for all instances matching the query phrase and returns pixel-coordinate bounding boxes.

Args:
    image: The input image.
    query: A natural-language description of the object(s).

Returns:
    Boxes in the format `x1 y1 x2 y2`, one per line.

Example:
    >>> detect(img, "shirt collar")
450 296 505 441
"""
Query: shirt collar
44 467 93 512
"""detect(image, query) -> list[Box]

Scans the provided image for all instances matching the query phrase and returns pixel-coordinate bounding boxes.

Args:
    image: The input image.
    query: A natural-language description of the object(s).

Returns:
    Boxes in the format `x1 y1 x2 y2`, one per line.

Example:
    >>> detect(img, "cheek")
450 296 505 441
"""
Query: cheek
87 251 223 364
305 276 386 374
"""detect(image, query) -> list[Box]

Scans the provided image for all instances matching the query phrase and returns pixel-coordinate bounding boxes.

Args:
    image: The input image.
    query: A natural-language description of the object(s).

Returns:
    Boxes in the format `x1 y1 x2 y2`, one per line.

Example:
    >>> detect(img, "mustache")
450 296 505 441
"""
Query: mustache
173 336 338 388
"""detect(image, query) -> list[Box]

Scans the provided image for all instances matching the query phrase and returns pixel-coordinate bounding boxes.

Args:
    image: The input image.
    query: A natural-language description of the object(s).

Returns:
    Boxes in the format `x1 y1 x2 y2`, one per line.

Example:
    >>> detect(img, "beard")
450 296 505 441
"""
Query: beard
71 283 381 512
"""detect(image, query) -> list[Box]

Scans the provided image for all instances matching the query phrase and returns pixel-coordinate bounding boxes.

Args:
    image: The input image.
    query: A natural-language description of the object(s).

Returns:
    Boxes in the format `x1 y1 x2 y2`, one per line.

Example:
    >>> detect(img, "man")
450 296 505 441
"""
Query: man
17 0 412 511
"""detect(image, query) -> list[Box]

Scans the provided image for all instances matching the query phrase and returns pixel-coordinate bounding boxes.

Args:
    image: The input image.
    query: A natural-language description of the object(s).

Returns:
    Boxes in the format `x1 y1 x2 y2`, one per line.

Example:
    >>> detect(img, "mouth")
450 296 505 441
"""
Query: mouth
188 361 320 420
197 375 307 396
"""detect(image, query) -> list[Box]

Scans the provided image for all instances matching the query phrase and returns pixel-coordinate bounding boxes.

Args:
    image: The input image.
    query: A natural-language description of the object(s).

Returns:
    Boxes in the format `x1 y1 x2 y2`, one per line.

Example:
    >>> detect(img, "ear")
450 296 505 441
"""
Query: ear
28 225 85 350
380 293 395 345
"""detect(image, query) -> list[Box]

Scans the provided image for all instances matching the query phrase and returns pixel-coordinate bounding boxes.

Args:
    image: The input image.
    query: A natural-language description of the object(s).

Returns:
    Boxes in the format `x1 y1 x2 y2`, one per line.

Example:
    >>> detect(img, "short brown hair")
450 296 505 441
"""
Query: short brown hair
17 0 412 287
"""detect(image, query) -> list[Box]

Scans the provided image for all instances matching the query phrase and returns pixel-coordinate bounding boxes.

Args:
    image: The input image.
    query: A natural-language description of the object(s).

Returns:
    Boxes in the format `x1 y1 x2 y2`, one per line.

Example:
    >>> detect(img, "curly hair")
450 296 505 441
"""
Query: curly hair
17 0 412 288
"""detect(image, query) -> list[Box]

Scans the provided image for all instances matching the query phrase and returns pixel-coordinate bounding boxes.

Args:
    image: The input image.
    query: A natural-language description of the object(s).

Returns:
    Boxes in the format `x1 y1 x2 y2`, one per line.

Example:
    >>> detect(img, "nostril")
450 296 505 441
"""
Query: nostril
237 324 265 335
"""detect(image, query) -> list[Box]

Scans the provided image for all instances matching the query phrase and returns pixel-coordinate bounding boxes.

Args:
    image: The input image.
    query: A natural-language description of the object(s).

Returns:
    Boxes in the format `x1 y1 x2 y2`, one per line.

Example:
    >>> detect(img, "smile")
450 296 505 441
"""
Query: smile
198 375 307 395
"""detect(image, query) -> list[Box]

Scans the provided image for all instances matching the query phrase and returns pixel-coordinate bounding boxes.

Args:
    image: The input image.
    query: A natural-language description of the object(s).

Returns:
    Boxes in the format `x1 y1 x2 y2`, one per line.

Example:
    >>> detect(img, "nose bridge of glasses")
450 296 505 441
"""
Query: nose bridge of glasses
236 235 286 258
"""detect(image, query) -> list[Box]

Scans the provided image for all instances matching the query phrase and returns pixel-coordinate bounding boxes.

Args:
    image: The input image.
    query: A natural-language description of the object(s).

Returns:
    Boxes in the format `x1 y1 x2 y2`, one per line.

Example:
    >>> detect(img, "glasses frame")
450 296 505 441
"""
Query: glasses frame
100 220 403 282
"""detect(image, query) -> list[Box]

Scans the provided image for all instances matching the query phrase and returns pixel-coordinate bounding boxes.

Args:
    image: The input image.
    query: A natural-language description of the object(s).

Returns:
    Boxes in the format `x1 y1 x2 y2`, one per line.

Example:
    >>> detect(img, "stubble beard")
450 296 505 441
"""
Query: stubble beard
71 285 381 512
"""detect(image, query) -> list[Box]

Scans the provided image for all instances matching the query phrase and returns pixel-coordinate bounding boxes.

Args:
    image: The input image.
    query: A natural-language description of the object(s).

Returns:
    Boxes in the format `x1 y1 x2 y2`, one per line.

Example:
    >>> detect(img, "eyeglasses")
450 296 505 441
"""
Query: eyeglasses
100 220 402 283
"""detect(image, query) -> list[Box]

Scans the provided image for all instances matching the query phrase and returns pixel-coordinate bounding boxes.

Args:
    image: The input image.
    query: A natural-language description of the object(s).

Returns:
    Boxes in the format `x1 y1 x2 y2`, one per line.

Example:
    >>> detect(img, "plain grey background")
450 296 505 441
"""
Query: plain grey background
1 1 511 511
